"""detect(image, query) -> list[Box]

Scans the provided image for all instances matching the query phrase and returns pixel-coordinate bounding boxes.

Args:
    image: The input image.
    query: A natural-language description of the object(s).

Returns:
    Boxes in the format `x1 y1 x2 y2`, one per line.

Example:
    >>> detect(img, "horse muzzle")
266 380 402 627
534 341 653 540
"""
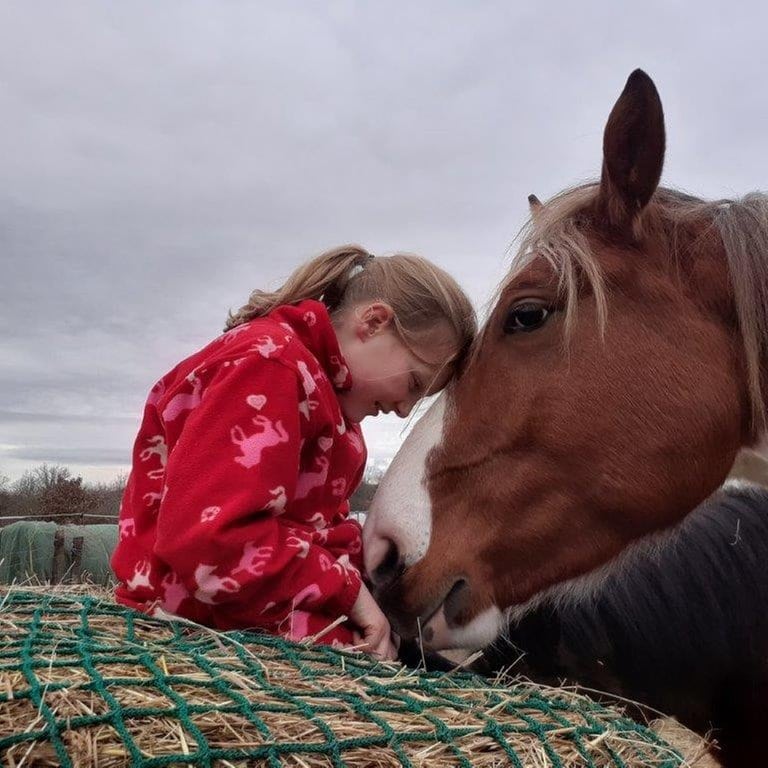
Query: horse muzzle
372 570 479 649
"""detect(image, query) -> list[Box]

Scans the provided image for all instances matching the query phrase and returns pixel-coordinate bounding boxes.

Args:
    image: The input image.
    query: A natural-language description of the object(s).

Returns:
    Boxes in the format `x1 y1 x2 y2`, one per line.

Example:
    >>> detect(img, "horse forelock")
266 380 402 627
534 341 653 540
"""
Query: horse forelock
467 183 608 370
473 183 768 435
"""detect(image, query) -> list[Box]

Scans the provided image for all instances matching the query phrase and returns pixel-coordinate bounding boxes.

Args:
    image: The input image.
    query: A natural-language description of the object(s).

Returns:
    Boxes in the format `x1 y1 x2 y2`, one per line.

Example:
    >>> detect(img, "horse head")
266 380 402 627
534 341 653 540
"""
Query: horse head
364 70 768 650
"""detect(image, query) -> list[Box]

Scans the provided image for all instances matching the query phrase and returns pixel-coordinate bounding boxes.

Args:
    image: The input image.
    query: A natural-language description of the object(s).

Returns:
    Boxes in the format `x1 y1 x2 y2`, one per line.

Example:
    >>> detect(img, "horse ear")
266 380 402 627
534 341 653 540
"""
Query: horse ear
528 194 544 217
598 69 665 232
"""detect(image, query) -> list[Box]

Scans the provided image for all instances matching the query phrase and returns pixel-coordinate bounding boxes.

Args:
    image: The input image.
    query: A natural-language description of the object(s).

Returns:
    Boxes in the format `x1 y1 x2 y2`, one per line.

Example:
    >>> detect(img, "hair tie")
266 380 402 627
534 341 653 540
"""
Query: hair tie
323 254 374 310
348 253 374 279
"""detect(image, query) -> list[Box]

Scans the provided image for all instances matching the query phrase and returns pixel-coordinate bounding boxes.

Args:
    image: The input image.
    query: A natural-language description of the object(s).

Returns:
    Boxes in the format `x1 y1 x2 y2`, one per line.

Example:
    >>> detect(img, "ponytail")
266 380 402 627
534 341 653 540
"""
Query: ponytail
226 245 476 376
225 245 374 330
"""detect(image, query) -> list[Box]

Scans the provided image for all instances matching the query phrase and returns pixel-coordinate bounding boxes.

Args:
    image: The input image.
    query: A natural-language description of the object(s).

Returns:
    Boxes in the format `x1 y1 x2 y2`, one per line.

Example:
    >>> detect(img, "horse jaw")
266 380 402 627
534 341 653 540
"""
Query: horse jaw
418 538 662 652
413 534 653 651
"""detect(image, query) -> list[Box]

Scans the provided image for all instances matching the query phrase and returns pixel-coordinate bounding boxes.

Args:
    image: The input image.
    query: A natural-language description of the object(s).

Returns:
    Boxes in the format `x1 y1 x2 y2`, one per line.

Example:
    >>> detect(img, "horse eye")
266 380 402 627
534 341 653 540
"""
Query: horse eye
503 303 550 334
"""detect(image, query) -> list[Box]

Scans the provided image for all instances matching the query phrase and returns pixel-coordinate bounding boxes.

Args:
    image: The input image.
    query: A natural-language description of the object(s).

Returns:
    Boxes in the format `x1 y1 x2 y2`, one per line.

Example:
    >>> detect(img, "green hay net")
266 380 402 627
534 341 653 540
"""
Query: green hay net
0 590 687 767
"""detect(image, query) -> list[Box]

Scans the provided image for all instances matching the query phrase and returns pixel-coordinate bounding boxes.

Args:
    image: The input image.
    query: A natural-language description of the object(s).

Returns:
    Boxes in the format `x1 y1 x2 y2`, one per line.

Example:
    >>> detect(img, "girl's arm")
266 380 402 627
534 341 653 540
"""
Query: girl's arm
152 357 361 624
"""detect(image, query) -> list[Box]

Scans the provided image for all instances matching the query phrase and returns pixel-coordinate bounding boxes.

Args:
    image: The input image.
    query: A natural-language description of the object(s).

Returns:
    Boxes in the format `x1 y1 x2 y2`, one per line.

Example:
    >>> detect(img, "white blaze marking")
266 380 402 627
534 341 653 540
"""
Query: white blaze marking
363 395 447 574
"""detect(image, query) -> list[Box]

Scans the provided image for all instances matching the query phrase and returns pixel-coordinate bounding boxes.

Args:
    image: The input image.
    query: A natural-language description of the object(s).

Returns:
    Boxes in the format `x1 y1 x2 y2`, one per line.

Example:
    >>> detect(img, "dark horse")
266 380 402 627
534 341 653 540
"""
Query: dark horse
364 71 768 766
481 483 768 766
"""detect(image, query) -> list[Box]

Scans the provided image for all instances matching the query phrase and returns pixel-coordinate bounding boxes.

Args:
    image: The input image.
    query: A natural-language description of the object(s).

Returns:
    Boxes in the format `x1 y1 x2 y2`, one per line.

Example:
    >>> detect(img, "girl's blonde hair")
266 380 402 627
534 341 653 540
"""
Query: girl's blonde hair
226 245 476 370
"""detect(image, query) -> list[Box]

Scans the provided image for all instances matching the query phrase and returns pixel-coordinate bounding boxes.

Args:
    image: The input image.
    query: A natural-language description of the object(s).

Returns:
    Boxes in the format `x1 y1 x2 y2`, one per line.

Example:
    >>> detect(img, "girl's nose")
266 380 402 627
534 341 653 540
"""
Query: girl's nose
395 401 415 419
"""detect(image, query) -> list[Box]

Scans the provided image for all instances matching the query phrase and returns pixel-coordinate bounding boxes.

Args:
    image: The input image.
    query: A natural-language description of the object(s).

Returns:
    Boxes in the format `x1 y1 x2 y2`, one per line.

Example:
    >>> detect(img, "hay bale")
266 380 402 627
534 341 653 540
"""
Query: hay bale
0 521 117 585
650 719 720 768
0 586 709 767
0 520 59 583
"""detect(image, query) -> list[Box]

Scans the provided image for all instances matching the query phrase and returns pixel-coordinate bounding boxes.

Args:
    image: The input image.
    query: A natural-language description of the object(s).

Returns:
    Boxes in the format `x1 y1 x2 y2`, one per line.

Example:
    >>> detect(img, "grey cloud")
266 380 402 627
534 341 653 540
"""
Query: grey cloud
0 411 136 425
1 446 129 466
3 1 768 481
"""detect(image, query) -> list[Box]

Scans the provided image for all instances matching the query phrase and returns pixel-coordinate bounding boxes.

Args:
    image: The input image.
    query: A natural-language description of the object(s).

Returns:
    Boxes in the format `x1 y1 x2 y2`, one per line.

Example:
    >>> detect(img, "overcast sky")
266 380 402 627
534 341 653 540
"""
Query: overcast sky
3 2 768 484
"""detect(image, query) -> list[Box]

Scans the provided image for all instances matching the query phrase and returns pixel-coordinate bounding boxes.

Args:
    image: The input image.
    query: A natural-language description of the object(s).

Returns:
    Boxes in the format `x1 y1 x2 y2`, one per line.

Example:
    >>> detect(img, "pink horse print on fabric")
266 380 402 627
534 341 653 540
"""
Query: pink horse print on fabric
231 416 290 469
293 582 323 609
251 335 283 358
305 512 327 530
286 533 310 559
193 564 240 605
160 572 190 613
297 361 318 396
278 323 295 339
330 554 357 580
283 609 313 641
298 396 319 421
330 477 347 497
280 581 323 641
295 456 330 500
162 373 204 422
220 324 251 345
347 532 362 556
140 434 168 480
296 363 320 421
265 486 287 515
118 518 136 541
329 355 350 388
126 560 153 592
231 543 274 577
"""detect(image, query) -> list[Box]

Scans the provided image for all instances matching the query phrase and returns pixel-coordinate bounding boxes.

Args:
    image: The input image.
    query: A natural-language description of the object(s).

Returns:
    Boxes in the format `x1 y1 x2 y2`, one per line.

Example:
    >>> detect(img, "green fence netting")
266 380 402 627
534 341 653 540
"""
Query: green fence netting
0 589 688 767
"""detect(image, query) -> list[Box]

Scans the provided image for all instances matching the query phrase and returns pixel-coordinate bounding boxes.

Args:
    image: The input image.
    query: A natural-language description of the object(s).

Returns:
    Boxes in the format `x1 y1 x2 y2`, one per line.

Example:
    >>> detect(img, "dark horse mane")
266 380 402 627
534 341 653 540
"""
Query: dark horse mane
480 482 768 764
508 482 768 663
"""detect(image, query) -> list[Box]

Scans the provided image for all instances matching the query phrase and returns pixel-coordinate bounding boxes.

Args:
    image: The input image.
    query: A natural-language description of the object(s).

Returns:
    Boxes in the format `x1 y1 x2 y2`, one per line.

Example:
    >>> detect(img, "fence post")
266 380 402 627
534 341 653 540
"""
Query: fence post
51 530 65 584
71 536 84 583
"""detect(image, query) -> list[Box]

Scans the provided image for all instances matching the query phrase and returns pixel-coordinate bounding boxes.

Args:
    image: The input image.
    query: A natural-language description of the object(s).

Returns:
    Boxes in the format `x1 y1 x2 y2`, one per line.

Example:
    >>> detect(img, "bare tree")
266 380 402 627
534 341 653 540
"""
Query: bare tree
0 473 10 516
2 464 126 520
33 464 72 492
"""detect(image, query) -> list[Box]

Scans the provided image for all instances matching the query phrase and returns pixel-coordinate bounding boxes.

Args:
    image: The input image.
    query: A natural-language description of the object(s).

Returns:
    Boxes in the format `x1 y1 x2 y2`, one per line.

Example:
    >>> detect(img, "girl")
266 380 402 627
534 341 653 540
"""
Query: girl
111 245 476 659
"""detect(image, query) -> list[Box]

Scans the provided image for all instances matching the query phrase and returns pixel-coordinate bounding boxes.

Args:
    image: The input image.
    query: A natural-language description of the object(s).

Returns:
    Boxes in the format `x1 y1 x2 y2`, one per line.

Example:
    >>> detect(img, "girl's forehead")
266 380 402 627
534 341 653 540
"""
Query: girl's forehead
424 362 454 395
410 339 457 394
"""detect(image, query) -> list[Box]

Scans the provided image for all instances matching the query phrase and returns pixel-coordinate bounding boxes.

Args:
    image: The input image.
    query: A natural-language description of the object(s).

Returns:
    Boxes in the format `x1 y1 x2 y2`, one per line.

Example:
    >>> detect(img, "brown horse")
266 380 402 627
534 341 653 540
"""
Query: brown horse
363 69 768 650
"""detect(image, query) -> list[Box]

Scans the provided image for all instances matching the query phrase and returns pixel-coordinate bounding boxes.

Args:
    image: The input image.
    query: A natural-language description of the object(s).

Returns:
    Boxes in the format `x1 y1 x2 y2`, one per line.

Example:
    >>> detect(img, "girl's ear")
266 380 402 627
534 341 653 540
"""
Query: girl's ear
357 302 395 340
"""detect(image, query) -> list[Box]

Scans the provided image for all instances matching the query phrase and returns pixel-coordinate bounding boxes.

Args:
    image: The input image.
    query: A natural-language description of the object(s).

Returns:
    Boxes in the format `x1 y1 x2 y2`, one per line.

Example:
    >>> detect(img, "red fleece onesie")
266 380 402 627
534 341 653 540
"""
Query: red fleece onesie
111 300 366 646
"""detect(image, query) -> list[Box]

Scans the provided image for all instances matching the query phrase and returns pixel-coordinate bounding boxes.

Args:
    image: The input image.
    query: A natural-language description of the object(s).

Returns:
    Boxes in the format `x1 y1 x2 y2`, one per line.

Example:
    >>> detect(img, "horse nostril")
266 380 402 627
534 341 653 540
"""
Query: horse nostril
372 539 405 589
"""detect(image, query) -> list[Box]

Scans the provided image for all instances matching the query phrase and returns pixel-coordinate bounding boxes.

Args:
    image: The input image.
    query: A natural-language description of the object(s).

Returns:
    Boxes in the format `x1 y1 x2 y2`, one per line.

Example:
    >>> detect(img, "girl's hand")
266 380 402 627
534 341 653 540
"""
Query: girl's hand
349 584 398 660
